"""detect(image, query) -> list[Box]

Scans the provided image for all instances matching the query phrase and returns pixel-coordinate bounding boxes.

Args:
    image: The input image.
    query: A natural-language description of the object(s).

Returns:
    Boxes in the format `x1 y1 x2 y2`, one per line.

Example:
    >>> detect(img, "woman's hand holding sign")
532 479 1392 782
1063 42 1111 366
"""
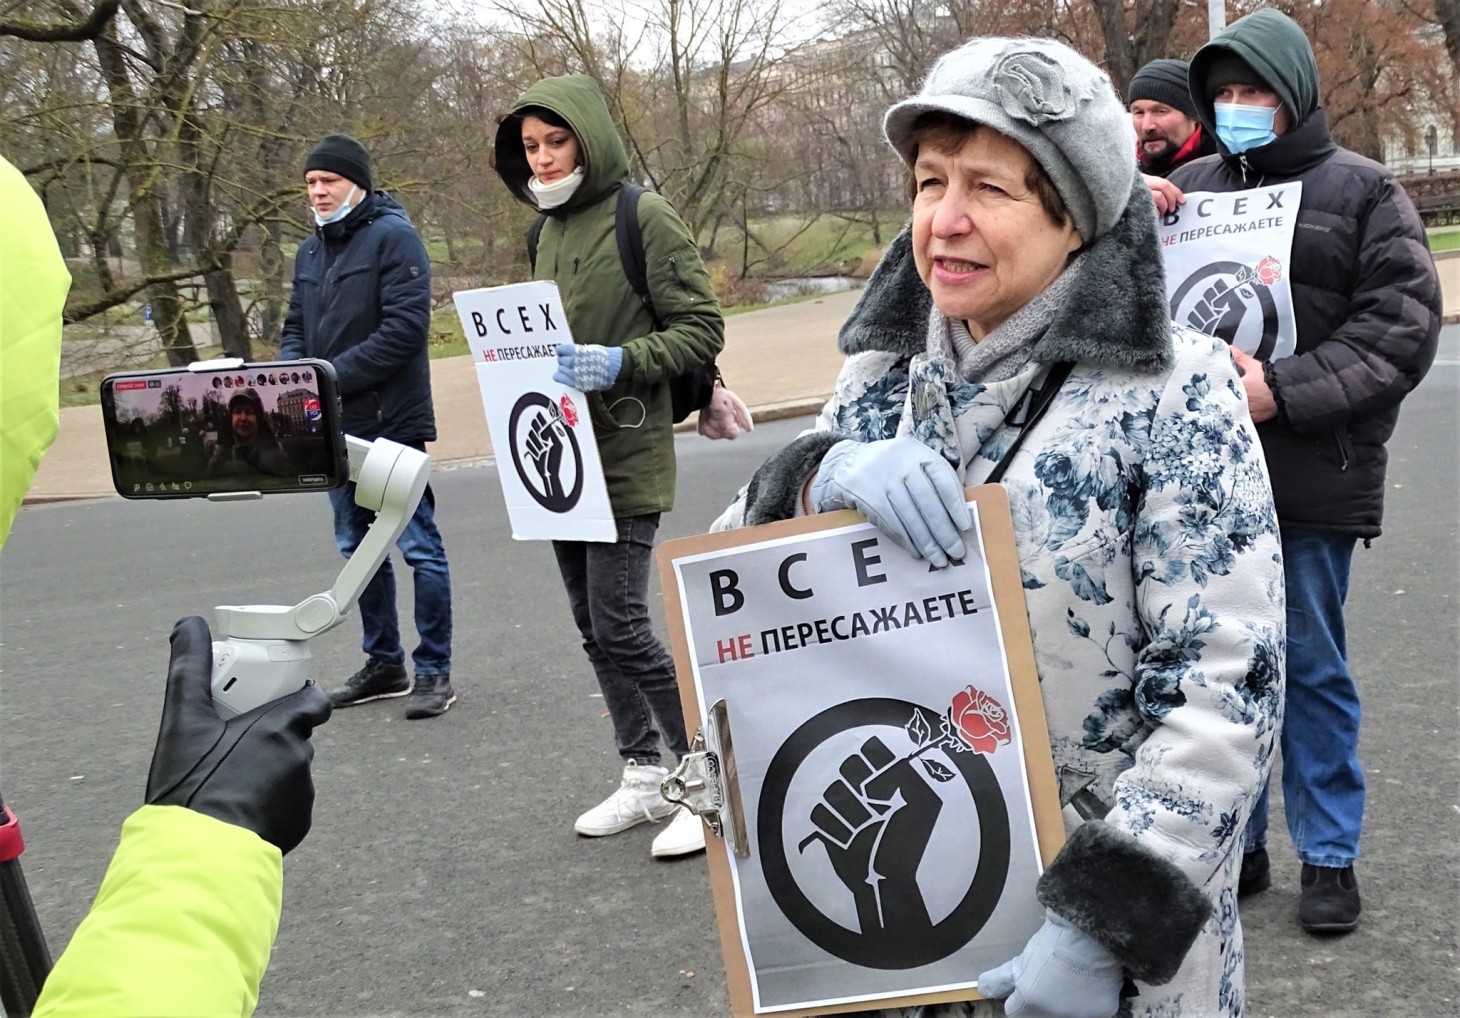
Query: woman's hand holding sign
809 435 972 568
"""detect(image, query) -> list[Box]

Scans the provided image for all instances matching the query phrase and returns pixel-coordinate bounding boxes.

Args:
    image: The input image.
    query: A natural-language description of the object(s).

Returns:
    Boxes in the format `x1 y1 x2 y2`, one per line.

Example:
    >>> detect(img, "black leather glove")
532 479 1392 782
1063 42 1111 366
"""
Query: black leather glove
146 616 332 854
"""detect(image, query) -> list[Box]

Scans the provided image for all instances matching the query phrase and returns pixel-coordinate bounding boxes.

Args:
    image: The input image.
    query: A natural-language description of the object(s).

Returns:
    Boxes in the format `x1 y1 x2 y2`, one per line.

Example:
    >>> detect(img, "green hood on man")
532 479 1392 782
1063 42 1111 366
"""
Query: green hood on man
1187 7 1321 141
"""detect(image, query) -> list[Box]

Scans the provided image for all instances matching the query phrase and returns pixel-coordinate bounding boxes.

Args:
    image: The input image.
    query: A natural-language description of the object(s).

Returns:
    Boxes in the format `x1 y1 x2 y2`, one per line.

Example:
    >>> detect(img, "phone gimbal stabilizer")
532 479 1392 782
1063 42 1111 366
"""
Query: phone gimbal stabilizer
209 433 430 716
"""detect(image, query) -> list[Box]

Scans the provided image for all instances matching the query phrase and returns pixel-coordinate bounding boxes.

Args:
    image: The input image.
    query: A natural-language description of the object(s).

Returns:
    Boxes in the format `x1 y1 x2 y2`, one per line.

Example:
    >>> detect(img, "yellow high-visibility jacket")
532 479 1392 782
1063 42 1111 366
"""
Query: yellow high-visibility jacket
33 806 283 1017
0 154 68 546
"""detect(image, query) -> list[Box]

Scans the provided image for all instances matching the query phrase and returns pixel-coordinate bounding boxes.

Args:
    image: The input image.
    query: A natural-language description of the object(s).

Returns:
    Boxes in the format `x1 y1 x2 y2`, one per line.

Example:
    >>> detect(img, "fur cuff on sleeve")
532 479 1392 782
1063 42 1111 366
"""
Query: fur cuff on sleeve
743 432 844 525
1036 821 1210 986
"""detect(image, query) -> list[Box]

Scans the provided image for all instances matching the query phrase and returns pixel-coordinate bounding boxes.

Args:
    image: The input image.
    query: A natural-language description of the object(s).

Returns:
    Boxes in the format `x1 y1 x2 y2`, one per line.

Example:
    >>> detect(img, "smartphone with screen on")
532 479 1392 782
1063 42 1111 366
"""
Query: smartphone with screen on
100 359 348 498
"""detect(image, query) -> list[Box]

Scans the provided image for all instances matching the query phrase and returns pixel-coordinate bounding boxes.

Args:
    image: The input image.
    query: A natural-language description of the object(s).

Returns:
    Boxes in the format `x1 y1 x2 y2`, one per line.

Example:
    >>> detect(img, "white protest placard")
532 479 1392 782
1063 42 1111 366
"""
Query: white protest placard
453 281 615 542
1158 181 1303 360
657 488 1064 1017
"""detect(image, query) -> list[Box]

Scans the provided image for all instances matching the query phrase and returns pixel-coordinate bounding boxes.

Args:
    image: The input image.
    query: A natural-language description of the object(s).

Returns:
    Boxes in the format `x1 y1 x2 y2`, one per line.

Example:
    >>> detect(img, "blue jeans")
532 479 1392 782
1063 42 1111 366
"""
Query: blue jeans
1245 526 1363 868
329 480 452 677
553 514 689 765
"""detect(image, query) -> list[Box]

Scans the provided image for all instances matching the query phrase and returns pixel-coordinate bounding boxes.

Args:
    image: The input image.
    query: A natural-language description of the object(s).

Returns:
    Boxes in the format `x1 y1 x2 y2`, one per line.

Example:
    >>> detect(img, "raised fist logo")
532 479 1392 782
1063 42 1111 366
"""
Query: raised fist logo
759 696 1012 970
524 401 568 501
798 735 943 941
1186 277 1250 341
1170 260 1282 360
509 391 585 513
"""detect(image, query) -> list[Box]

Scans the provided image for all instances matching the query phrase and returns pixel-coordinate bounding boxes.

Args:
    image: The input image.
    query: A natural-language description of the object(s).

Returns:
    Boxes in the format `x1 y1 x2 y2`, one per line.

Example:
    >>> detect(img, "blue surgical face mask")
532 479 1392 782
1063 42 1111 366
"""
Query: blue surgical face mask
1213 102 1279 153
312 184 359 227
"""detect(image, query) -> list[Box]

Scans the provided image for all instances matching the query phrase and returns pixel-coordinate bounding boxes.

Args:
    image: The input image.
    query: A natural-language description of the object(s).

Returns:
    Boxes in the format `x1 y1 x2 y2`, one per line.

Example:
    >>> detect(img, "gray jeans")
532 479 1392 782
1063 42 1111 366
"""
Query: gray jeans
553 513 689 765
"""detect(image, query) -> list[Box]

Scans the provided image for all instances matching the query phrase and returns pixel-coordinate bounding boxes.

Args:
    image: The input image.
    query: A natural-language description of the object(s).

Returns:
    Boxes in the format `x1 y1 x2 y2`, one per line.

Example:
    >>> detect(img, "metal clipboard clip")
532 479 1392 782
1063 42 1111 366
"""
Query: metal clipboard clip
660 698 749 859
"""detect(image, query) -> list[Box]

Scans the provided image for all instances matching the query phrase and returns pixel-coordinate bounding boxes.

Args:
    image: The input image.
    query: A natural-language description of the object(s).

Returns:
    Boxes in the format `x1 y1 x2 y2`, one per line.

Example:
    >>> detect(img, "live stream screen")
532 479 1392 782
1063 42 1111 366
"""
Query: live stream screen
103 366 341 496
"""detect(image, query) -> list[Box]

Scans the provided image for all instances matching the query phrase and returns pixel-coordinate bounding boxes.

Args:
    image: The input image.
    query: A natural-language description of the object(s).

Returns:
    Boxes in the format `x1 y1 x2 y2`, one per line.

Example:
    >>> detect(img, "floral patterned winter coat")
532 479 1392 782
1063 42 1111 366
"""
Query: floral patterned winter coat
716 180 1285 1017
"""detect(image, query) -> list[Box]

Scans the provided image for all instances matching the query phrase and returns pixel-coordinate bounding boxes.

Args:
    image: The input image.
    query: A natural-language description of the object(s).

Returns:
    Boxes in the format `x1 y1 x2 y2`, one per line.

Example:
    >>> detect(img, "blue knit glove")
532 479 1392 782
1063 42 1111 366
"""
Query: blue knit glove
554 342 624 392
809 436 971 568
976 911 1124 1018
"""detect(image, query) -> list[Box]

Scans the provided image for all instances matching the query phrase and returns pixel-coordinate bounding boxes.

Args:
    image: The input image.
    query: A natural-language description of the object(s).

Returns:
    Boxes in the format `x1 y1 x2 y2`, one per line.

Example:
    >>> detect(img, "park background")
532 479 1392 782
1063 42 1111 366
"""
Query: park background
6 0 1460 402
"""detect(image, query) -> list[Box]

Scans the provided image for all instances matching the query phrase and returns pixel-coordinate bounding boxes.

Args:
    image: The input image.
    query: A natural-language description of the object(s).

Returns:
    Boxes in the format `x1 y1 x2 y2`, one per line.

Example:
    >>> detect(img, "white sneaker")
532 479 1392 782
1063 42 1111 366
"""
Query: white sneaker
651 807 707 859
574 761 676 836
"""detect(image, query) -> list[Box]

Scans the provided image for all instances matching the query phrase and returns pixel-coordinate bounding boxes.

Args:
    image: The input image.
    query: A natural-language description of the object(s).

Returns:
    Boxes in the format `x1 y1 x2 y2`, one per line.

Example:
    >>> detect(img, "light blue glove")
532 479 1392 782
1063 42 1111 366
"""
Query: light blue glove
553 342 624 391
809 436 971 568
976 911 1124 1018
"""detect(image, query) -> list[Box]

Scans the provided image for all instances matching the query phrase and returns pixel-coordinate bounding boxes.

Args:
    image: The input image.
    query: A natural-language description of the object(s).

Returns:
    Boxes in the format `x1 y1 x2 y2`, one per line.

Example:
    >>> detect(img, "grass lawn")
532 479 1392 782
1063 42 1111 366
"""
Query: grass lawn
1429 229 1460 253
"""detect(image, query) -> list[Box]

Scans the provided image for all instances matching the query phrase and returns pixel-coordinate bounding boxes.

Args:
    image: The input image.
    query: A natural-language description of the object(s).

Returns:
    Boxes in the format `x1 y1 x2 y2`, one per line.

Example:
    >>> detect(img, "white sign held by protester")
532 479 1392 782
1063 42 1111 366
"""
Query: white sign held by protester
453 281 615 542
660 492 1061 1015
1158 181 1303 361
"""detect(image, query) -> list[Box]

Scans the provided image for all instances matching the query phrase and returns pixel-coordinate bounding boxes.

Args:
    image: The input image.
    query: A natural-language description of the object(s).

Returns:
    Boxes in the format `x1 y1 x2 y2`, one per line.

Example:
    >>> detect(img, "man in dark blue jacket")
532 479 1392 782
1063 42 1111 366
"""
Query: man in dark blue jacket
280 134 456 719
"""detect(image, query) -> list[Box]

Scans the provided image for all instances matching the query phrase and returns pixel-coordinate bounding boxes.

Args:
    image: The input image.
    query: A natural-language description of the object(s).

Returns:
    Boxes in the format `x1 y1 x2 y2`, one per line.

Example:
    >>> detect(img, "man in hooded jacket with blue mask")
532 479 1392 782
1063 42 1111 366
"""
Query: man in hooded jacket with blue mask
1157 8 1441 935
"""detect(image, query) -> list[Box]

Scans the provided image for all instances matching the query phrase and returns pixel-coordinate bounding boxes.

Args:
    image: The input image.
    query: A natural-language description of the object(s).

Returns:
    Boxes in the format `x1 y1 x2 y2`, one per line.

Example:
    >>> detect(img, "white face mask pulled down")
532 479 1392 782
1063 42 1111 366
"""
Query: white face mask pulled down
528 167 585 209
312 185 360 227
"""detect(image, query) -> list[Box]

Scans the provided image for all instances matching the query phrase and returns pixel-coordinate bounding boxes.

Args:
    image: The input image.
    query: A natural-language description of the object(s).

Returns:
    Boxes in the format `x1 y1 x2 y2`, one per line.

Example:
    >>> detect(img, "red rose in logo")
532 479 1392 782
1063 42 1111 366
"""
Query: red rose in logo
946 686 1012 755
558 395 578 427
1256 256 1283 286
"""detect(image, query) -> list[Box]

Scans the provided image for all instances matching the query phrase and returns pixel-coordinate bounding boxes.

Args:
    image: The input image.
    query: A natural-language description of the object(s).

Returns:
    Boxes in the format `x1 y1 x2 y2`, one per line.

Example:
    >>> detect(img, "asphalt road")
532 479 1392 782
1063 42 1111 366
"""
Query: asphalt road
2 332 1456 1017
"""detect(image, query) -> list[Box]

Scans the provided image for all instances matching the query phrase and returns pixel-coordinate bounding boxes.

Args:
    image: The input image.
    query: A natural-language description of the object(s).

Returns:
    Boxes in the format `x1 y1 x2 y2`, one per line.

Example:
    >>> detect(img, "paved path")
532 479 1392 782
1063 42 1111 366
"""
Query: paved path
28 290 860 502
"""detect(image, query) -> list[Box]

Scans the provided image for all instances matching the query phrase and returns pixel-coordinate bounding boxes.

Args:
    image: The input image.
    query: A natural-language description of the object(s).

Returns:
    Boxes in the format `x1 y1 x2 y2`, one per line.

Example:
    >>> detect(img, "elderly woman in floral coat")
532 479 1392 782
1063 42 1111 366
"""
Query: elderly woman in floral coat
714 37 1285 1018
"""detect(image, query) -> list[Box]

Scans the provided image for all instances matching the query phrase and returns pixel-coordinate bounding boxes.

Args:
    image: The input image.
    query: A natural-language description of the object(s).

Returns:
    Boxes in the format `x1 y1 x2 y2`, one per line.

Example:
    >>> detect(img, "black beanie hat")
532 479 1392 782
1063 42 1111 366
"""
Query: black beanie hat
303 134 372 193
1202 53 1270 99
1127 59 1198 120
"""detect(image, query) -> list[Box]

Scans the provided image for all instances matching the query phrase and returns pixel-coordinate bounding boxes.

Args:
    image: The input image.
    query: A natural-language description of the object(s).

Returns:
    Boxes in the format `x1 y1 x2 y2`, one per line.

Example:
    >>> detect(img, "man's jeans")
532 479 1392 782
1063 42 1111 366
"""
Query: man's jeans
329 481 452 677
554 514 689 765
1245 526 1363 868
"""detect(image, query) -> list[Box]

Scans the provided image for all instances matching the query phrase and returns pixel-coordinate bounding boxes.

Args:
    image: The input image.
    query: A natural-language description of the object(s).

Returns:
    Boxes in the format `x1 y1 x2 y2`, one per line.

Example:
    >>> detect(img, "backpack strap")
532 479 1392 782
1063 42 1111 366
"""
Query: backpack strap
615 182 662 329
526 214 546 273
526 181 665 331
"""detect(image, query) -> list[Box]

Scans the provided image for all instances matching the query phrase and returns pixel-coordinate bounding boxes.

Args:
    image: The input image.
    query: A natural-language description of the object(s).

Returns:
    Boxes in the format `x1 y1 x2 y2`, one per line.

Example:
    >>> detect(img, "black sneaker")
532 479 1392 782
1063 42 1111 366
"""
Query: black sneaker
1298 864 1361 934
1238 847 1271 898
330 659 411 708
404 673 456 720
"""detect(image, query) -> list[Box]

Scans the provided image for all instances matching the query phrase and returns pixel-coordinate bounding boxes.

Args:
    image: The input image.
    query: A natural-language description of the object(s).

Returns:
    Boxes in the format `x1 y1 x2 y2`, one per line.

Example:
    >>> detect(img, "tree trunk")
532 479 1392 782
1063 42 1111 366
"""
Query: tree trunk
204 262 252 358
258 222 286 349
94 27 197 364
1437 0 1460 72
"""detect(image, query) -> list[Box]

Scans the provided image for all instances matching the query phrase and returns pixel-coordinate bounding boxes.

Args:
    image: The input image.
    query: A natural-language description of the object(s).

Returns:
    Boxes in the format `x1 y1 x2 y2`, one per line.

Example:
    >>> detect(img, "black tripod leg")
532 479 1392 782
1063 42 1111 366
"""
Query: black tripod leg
0 802 52 1017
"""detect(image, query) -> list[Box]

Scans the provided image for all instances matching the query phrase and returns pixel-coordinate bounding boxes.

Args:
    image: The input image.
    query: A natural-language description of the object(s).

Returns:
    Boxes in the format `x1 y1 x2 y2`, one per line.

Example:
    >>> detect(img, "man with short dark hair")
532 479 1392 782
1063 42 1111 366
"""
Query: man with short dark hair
280 134 457 719
1160 8 1442 935
1127 58 1215 177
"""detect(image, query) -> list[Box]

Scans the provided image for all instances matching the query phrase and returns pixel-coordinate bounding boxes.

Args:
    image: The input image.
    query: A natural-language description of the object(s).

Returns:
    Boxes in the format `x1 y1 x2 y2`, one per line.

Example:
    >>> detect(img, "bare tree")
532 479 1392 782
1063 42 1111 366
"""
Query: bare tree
491 0 804 236
0 0 119 42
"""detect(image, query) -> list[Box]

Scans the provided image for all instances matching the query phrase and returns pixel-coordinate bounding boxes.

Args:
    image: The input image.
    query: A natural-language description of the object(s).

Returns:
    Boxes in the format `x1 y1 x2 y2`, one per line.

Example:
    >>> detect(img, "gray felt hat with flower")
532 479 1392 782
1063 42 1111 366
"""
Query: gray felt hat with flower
884 37 1138 243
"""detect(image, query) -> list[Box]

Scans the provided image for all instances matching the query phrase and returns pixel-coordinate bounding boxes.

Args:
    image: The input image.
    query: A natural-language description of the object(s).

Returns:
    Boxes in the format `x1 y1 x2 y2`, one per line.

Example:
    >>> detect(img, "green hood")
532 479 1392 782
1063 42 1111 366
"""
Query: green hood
493 74 630 213
1188 8 1319 137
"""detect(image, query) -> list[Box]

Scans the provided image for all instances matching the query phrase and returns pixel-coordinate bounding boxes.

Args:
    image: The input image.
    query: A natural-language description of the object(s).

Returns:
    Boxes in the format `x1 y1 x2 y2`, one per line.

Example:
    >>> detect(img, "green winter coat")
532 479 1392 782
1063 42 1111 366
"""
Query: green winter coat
494 74 724 517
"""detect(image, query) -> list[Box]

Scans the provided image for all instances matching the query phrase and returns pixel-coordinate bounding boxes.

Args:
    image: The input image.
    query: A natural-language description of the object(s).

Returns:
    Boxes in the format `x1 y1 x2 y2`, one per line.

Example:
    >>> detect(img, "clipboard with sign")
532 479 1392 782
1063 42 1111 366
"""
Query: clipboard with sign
655 484 1065 1017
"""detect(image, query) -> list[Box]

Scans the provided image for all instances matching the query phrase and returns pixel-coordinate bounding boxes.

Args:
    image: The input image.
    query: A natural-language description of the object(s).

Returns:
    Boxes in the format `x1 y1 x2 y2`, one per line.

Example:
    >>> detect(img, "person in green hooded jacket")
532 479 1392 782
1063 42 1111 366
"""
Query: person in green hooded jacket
493 74 724 860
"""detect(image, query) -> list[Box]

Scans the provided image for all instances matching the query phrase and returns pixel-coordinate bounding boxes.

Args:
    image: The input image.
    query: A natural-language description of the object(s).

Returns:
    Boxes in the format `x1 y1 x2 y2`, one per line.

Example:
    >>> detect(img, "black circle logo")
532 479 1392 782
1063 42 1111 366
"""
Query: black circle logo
508 392 584 513
758 697 1011 969
1170 259 1280 360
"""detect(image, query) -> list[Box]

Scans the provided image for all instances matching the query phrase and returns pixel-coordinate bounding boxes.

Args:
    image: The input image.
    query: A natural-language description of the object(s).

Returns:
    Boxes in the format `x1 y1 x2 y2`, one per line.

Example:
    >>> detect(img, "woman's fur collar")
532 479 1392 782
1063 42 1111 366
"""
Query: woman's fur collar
839 176 1173 374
